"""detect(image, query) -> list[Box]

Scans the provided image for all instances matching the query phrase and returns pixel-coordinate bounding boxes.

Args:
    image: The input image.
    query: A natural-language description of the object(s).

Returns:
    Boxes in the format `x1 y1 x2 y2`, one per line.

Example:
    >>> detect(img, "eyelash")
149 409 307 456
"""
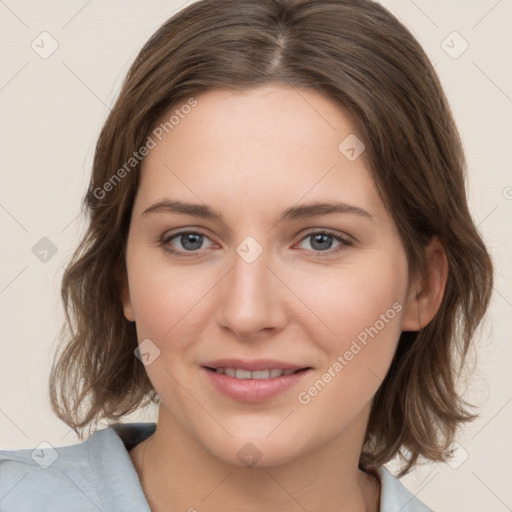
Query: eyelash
158 229 353 259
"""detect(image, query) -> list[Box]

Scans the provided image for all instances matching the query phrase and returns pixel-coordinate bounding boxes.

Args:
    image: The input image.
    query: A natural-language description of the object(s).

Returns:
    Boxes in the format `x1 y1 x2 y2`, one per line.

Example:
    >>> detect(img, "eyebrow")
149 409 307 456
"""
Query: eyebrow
142 199 373 223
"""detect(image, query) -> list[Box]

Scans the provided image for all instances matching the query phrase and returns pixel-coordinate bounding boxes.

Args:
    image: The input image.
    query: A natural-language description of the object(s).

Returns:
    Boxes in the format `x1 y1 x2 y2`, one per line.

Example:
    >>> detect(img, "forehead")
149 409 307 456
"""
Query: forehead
149 84 358 162
135 84 380 220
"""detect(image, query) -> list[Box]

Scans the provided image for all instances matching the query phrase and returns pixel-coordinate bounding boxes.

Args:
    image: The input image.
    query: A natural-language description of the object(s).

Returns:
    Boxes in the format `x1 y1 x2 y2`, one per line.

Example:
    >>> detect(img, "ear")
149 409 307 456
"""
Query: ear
119 268 136 322
401 236 448 331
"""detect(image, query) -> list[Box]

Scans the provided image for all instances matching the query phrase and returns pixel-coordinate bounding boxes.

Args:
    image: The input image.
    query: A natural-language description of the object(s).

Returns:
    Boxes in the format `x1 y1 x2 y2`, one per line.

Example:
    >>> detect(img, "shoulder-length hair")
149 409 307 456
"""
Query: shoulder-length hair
49 0 493 476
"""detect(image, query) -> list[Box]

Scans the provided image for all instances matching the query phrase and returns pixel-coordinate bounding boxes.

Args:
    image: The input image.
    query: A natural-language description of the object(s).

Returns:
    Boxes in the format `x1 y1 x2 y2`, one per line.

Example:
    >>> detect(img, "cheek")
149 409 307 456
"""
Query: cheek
292 247 408 390
126 249 219 348
288 254 408 442
298 253 406 340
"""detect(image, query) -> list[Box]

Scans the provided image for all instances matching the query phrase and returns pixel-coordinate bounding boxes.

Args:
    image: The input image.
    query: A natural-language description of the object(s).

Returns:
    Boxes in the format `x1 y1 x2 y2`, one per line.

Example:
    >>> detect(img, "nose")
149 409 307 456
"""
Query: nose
215 242 287 339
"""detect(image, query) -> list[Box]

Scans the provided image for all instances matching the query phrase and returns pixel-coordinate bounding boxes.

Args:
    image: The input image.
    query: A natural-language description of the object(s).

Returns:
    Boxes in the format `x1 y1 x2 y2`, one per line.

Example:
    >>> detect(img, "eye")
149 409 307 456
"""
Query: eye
296 230 353 256
159 230 214 258
159 229 353 259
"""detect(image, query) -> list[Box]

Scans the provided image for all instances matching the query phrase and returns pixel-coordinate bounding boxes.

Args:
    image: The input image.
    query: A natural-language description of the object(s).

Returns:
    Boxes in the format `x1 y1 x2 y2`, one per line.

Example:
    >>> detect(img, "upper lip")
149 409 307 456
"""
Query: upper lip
202 358 311 372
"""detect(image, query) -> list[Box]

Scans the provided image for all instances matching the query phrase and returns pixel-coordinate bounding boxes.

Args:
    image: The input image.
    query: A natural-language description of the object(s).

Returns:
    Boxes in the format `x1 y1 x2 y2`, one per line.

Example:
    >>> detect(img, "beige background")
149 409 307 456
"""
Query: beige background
0 1 511 510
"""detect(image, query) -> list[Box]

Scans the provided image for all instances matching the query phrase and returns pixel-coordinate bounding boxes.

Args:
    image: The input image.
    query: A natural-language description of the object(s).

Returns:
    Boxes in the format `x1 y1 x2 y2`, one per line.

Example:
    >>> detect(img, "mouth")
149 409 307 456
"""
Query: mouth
203 366 310 379
201 361 313 403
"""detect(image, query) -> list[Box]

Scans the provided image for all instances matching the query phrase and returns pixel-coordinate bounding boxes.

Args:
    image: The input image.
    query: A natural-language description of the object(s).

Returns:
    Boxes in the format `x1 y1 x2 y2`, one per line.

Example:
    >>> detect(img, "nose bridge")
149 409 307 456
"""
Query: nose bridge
216 234 283 336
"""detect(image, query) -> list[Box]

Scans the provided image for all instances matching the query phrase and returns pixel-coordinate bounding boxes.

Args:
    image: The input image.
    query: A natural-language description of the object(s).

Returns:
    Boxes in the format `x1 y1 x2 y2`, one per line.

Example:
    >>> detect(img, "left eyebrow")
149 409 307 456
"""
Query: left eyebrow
279 201 373 222
142 199 373 222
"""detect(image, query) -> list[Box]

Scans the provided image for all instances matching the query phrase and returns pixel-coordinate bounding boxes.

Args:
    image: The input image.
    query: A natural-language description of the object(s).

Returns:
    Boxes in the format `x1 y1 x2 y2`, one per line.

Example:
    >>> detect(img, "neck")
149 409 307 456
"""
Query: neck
129 405 381 512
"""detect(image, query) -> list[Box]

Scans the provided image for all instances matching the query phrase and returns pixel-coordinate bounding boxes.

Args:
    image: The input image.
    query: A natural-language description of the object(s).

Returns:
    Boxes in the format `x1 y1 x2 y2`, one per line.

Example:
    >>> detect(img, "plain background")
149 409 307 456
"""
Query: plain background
0 1 511 510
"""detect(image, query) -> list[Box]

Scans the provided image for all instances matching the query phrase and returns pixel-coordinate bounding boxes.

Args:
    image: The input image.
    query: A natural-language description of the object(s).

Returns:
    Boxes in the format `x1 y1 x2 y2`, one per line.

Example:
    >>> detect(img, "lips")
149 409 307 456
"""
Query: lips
201 358 312 403
202 358 310 372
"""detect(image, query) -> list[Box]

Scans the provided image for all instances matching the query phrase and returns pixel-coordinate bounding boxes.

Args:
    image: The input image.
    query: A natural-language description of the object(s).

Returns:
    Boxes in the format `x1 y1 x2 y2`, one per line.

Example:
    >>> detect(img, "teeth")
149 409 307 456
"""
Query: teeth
252 369 270 379
224 368 236 377
236 369 252 379
213 368 300 379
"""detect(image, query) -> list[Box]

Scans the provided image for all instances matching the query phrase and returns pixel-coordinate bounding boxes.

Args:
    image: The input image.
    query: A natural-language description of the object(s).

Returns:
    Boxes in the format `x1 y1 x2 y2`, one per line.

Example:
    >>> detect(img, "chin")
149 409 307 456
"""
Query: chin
200 430 314 469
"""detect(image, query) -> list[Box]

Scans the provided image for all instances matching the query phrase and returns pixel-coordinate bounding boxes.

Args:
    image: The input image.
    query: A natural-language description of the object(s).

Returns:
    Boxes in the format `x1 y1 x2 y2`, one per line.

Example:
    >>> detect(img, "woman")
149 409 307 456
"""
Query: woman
0 0 493 510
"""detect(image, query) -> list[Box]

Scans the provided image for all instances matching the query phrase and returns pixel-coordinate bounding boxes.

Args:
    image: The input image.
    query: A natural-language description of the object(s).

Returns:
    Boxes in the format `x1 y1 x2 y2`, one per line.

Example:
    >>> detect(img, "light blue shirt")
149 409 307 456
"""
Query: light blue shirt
0 422 433 511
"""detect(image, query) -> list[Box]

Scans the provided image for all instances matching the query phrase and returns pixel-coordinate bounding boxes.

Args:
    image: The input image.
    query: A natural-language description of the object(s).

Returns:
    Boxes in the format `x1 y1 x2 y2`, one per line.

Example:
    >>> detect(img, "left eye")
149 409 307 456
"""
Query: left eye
160 230 352 258
296 231 351 254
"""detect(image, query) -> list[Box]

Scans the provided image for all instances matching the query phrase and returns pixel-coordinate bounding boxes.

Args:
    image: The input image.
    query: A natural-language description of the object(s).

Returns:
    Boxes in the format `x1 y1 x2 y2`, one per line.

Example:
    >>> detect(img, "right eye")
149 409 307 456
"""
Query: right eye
159 230 215 258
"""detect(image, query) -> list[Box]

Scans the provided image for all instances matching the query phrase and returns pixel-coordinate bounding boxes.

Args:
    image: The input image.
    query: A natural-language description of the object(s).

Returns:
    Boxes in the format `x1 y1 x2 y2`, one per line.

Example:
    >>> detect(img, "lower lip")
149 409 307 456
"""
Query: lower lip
202 367 312 403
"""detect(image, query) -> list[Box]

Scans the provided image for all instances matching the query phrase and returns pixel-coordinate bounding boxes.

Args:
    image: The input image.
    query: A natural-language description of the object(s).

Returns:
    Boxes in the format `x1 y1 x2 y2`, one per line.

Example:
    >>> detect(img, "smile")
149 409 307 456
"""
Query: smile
207 367 302 379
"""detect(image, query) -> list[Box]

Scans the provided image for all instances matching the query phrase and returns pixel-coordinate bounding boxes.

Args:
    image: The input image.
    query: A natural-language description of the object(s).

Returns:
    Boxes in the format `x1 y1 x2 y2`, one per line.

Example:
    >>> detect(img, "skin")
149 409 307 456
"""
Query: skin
121 84 448 512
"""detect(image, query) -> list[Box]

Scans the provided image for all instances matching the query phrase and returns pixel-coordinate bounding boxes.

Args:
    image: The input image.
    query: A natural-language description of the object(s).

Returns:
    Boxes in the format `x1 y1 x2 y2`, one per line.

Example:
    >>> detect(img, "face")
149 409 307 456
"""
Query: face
122 84 420 467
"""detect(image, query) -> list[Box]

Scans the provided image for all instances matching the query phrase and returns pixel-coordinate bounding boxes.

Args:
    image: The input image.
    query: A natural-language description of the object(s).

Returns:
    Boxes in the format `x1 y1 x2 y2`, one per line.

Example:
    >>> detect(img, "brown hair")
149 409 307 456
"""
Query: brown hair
49 0 493 476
